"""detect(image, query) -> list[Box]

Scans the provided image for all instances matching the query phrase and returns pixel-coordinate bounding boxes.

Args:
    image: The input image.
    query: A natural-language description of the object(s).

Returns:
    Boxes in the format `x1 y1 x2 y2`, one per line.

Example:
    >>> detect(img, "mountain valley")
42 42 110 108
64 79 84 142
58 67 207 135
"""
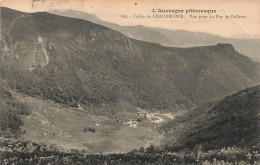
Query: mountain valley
0 7 259 164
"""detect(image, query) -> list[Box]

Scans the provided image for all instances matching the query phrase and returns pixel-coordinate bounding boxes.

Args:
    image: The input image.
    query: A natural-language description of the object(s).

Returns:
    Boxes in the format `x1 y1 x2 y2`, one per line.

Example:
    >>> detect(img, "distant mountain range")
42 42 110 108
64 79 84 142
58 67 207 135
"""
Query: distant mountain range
162 85 260 151
50 9 260 62
0 8 259 113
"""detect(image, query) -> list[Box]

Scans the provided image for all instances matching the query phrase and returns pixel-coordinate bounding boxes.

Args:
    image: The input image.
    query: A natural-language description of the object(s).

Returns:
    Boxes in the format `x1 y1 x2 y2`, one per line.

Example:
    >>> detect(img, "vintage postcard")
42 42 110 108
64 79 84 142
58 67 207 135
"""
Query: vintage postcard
0 0 259 164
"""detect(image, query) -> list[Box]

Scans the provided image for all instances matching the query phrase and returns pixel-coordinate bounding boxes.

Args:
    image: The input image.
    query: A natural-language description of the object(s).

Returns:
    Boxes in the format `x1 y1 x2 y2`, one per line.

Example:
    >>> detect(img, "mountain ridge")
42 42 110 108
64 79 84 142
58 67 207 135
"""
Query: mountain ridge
0 7 259 111
49 9 260 62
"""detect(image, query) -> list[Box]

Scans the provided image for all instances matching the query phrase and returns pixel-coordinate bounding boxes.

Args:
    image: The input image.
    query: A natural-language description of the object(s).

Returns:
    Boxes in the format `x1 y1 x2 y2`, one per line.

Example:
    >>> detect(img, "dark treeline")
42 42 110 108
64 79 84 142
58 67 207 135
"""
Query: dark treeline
1 138 259 165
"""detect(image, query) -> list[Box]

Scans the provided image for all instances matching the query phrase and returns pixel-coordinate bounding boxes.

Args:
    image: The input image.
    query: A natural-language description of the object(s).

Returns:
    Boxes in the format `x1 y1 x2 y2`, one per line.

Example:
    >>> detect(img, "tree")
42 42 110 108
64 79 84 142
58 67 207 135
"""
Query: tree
146 145 155 154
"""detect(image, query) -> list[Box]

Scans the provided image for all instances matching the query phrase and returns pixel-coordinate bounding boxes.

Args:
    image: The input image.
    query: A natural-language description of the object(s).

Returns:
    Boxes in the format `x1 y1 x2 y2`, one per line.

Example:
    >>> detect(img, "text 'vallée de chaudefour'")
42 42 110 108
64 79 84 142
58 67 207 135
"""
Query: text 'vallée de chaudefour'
133 14 183 18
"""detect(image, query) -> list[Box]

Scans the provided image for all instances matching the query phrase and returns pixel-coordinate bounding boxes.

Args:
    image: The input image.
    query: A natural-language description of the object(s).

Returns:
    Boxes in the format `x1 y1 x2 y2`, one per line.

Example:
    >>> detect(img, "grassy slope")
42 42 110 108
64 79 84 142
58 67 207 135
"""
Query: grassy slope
12 92 170 153
161 85 260 151
0 8 259 112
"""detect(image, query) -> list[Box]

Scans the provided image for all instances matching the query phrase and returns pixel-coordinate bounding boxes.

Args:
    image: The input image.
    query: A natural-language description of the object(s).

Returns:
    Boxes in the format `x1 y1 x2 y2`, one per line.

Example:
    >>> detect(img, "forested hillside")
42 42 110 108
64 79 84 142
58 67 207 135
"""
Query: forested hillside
162 85 260 152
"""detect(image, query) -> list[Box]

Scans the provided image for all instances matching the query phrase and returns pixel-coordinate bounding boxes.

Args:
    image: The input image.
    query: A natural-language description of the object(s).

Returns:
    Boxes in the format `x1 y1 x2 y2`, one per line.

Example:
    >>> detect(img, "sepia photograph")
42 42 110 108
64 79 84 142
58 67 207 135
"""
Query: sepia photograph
0 0 259 164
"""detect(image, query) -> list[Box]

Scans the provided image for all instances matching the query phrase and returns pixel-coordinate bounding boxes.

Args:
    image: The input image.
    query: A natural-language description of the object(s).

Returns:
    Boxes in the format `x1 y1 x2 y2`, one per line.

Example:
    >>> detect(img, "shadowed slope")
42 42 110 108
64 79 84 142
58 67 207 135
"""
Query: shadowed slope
162 86 260 151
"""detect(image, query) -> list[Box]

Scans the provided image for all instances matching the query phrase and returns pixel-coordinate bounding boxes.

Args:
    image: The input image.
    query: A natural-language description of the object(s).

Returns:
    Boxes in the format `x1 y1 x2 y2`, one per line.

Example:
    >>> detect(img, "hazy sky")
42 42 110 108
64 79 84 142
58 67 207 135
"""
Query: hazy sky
1 0 260 39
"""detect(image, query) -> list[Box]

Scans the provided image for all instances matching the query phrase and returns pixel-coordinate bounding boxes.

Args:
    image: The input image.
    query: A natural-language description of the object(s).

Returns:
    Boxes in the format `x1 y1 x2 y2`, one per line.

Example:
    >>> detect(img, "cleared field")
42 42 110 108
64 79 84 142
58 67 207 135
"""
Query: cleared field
12 92 177 153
